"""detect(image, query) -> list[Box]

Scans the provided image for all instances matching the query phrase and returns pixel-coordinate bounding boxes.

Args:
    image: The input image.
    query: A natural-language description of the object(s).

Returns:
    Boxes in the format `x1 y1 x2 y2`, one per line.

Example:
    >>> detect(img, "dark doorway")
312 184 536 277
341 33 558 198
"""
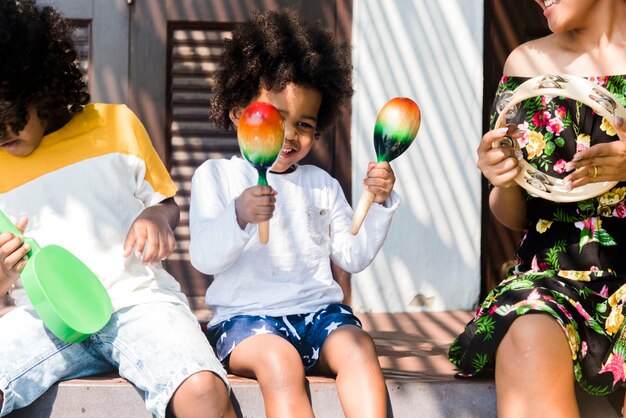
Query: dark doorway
481 0 550 297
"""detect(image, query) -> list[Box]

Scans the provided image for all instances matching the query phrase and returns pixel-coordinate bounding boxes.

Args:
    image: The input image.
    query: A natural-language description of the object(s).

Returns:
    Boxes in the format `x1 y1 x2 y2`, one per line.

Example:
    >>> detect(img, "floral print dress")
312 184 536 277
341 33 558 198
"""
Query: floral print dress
448 75 626 395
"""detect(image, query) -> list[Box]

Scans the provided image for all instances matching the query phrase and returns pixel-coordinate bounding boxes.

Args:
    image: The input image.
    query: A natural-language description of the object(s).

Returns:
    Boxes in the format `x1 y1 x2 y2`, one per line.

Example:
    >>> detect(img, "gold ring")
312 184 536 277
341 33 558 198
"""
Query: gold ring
591 165 598 178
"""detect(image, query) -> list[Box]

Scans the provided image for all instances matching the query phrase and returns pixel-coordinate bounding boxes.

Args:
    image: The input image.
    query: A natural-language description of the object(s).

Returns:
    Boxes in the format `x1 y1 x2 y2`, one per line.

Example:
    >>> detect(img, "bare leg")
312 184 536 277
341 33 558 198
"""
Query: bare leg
496 314 579 418
316 325 387 418
168 371 235 418
229 334 314 418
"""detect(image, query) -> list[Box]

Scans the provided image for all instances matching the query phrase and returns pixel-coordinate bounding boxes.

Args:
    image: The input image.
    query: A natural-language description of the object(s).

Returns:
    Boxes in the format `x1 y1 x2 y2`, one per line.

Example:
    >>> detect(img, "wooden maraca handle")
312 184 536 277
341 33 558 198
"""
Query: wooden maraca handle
258 220 269 244
350 189 376 235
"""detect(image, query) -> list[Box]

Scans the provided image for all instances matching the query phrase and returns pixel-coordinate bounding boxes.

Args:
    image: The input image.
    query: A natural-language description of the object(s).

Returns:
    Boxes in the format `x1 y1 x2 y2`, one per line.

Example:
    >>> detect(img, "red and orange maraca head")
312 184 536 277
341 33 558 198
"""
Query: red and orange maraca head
373 97 421 162
237 102 285 175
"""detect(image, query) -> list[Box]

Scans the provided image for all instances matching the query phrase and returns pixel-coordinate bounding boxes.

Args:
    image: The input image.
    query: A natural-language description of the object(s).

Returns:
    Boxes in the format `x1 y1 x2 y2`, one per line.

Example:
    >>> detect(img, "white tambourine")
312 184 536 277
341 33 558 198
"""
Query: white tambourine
494 74 626 202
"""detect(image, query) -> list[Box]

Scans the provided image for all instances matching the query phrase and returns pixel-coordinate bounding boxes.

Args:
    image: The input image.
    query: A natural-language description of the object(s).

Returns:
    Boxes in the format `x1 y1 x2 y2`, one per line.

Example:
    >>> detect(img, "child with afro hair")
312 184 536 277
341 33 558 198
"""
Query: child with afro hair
0 1 234 417
190 8 398 417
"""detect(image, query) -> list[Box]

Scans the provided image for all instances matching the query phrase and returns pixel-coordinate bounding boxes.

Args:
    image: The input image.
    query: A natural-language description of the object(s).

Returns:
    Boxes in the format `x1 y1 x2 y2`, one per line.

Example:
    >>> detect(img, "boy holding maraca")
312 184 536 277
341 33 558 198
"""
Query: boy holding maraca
189 9 400 418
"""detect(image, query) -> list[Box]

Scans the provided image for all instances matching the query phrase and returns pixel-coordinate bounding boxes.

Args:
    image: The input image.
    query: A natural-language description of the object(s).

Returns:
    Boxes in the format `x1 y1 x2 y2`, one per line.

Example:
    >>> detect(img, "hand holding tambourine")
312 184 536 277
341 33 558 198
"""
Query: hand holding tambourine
564 115 626 190
493 74 626 202
350 98 421 235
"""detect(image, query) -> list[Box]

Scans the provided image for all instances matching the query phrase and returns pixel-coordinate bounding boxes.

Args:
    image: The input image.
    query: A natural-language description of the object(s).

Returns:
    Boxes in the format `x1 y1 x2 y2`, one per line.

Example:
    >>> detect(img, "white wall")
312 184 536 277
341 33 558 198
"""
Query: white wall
351 0 484 312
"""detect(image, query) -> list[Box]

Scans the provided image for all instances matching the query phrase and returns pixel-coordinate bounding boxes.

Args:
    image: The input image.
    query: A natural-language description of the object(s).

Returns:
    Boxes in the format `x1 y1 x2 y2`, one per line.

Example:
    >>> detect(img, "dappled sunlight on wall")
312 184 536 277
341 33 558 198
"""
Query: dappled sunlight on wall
352 0 483 312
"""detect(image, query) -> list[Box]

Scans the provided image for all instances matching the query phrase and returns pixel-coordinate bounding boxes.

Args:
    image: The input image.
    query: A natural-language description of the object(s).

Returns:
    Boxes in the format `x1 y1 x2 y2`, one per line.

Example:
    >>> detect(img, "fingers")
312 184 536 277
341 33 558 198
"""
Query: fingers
565 139 626 186
477 127 523 188
363 162 395 203
254 185 277 198
123 228 149 262
235 186 277 226
478 126 510 152
0 232 30 272
570 117 626 163
13 255 29 274
479 147 522 171
140 231 160 265
124 227 176 266
615 116 625 139
564 160 619 189
15 217 28 233
248 193 276 221
123 231 136 257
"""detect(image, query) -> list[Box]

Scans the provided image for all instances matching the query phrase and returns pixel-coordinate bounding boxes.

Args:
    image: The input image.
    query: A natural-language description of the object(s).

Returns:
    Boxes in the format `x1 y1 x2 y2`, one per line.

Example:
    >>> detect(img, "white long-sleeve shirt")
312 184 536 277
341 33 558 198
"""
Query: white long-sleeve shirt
189 157 399 325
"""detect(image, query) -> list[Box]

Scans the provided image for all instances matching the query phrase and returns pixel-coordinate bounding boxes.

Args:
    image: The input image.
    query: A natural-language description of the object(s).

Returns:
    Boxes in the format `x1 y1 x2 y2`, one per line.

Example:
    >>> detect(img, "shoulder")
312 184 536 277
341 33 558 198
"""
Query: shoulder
198 156 244 169
297 164 335 181
74 103 144 143
195 156 247 177
295 164 343 191
504 34 562 76
89 103 138 123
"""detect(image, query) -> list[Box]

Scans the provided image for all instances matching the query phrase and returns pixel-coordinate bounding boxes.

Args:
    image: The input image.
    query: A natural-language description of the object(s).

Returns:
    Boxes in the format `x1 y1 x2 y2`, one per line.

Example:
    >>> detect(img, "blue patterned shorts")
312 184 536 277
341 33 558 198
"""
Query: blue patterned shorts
206 303 362 370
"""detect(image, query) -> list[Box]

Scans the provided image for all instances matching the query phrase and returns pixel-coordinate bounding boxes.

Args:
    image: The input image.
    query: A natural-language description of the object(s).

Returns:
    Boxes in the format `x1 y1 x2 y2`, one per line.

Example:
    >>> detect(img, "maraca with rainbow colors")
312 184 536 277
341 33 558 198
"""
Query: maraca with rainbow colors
237 101 285 244
350 97 421 235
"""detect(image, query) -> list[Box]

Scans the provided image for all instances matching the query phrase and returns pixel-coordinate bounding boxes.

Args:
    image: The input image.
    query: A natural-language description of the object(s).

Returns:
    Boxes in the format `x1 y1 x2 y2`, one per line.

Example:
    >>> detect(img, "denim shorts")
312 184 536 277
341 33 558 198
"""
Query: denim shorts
0 302 228 418
206 303 362 370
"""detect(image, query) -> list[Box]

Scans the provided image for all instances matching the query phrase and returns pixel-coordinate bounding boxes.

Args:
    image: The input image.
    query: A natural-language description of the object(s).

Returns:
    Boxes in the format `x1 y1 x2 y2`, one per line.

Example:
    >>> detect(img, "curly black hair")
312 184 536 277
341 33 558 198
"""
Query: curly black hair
209 8 353 133
0 0 89 137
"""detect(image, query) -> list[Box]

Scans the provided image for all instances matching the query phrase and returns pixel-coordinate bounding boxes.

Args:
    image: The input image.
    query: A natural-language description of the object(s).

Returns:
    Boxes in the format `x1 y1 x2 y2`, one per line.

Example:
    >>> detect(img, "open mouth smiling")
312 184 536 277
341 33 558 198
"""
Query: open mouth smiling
280 145 298 157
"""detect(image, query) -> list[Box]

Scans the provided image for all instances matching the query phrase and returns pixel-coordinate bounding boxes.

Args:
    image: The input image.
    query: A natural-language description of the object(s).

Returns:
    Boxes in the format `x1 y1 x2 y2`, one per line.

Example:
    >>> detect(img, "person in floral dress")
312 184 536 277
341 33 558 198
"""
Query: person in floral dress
449 1 626 417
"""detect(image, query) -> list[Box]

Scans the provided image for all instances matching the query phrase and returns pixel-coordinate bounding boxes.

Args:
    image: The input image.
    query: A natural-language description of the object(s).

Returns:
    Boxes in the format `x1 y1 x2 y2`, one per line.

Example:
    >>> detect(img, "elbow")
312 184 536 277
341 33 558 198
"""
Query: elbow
189 240 219 275
189 251 227 275
333 253 376 274
189 251 212 275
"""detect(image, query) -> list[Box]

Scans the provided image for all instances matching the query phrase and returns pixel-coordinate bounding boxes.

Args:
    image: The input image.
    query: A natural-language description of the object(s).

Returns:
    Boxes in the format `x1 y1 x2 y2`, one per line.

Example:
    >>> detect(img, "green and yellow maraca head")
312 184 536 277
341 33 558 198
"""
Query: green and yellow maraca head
237 102 285 171
374 97 421 162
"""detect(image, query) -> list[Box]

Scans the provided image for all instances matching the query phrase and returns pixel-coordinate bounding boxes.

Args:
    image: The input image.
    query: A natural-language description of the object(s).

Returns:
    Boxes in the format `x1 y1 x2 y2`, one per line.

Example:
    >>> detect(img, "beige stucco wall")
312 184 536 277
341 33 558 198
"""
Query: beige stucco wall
351 0 484 312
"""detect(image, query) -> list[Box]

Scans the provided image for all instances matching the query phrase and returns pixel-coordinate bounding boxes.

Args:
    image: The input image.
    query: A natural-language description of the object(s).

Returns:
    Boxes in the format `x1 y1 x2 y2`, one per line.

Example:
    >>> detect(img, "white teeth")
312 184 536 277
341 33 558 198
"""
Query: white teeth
544 0 556 7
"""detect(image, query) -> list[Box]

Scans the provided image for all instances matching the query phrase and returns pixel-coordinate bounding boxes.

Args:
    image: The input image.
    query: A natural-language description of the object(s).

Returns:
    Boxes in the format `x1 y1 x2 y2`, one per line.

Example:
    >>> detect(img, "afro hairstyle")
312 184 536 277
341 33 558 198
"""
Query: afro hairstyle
0 0 89 137
209 8 353 133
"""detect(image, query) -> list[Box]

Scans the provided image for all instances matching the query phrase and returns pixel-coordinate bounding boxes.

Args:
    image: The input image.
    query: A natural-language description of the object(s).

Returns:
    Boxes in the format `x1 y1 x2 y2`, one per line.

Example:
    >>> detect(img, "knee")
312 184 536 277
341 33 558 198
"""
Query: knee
344 329 378 362
501 318 536 358
258 346 302 372
173 371 230 409
352 328 377 350
498 314 566 365
254 348 305 387
328 326 378 359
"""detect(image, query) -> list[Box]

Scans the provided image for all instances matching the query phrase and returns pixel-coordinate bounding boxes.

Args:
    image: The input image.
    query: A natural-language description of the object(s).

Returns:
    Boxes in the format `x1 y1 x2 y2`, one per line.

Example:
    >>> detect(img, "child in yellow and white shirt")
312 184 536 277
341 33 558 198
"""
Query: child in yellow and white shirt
0 2 233 417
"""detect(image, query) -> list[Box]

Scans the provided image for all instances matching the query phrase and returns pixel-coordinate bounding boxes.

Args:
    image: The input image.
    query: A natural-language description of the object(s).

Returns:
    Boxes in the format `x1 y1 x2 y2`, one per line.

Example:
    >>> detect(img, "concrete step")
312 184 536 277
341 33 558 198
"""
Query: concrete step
6 372 623 417
3 311 625 417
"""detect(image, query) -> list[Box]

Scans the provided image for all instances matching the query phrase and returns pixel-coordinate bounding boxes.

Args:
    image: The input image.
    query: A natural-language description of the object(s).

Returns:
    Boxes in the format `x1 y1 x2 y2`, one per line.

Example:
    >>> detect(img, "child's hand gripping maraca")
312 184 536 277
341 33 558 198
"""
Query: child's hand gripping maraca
237 101 285 244
350 97 421 235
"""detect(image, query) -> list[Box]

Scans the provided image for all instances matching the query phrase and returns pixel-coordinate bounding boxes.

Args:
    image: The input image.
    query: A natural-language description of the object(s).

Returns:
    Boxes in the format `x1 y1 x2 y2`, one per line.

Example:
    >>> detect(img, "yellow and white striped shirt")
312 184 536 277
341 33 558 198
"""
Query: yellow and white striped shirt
1 103 188 310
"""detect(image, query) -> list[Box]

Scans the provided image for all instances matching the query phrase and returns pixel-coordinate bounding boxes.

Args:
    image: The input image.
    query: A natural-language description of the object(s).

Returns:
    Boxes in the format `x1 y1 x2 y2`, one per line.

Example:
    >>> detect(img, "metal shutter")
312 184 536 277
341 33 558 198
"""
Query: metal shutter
168 25 236 261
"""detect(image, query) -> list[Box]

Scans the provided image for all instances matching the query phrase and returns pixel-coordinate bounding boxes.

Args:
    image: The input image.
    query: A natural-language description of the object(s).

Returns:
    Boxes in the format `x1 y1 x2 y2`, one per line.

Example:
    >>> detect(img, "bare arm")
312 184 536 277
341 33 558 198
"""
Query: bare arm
489 186 527 231
477 127 527 231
